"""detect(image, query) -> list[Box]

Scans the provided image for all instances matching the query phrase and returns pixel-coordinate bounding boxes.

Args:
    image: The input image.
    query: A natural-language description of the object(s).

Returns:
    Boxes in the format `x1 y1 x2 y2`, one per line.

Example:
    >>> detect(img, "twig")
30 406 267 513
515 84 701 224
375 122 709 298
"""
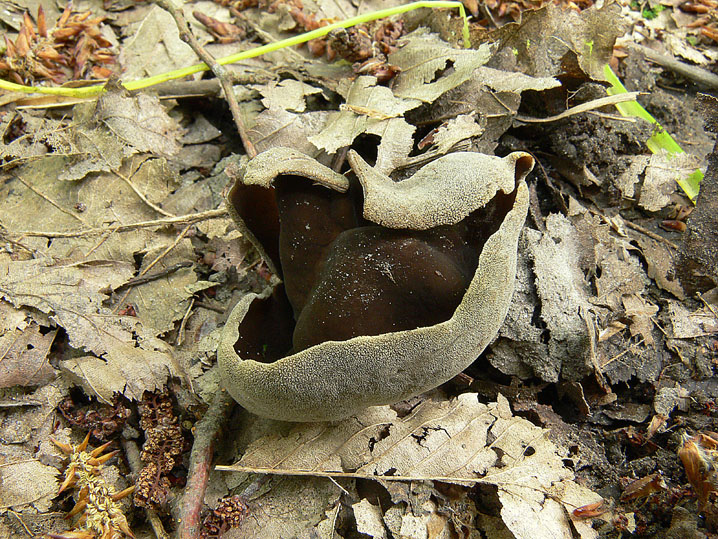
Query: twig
177 390 236 539
121 438 170 539
176 297 195 346
10 207 228 238
113 169 175 218
630 43 718 89
623 219 679 250
114 261 194 292
15 174 88 226
8 510 32 537
514 92 643 124
154 0 257 158
697 292 718 320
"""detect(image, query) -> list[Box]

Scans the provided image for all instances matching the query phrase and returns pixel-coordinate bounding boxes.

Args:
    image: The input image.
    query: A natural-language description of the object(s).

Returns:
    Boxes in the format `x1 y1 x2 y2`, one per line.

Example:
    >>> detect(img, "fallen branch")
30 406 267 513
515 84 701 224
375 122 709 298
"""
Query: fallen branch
121 437 170 539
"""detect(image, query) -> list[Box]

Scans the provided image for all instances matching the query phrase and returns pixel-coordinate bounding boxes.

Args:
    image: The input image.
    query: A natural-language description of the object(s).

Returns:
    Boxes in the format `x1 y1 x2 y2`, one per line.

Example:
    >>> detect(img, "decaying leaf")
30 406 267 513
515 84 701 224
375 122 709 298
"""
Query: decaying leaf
489 3 625 80
525 214 594 381
639 152 701 212
250 80 330 156
96 86 185 157
308 75 418 172
222 394 601 539
389 29 491 102
120 4 199 80
124 239 196 339
0 321 57 389
0 459 59 512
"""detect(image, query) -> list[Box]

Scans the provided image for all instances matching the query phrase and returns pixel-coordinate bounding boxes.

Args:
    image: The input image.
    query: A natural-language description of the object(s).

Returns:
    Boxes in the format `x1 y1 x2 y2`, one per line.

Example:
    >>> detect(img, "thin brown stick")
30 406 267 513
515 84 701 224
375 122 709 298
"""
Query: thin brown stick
8 510 33 537
10 207 228 238
623 219 679 250
113 169 175 217
175 297 195 346
177 390 236 539
630 43 718 89
114 261 194 292
154 0 257 158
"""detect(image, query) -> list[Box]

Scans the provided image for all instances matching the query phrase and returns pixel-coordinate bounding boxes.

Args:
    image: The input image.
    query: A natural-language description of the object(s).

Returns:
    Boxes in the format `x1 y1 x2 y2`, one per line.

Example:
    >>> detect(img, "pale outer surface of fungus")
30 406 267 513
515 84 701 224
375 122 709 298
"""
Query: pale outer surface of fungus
218 150 531 422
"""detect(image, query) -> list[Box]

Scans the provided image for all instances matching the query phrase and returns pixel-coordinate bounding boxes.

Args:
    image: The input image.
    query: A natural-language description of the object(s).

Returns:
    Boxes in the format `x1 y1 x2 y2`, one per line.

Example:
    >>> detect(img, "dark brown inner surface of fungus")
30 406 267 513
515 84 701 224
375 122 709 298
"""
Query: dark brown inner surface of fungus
231 167 518 361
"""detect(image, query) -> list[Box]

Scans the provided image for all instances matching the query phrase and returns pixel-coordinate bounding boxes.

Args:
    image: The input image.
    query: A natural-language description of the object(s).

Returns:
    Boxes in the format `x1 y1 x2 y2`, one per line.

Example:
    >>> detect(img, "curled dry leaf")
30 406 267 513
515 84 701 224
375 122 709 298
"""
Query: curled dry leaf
222 393 602 538
218 147 533 421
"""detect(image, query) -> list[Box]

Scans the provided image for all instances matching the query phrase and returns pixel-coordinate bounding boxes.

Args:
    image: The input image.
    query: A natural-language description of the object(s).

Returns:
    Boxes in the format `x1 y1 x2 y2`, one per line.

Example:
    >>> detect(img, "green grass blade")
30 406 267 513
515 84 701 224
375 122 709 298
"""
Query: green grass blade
0 1 469 98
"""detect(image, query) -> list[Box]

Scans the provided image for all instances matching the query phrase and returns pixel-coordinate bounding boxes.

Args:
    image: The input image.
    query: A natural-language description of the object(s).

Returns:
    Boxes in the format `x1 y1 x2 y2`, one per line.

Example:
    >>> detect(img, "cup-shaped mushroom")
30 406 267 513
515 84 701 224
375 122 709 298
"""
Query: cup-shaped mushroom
219 148 533 421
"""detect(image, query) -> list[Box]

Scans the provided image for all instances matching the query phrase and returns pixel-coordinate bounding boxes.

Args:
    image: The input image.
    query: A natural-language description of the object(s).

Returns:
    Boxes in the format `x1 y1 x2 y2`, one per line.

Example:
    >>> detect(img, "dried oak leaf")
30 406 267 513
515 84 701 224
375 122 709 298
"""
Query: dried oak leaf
218 147 533 421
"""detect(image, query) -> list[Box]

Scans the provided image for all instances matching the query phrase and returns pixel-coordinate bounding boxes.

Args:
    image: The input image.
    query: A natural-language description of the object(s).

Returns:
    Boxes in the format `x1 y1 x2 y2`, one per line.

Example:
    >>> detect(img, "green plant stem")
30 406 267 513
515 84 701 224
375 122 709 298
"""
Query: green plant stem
0 1 469 99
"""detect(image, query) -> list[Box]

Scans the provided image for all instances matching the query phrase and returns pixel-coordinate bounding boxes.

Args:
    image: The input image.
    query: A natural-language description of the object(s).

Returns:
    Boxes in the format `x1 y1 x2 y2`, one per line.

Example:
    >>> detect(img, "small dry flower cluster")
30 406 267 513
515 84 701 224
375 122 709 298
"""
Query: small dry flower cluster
213 0 405 81
133 391 186 509
0 4 116 85
200 495 249 538
680 0 718 43
465 0 593 23
678 431 718 530
59 396 131 442
50 433 134 539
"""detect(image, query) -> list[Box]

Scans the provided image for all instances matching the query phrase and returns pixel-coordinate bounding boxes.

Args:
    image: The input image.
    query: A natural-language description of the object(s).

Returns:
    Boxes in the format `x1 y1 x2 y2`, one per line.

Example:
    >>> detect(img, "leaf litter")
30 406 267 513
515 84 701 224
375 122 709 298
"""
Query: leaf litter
0 0 717 537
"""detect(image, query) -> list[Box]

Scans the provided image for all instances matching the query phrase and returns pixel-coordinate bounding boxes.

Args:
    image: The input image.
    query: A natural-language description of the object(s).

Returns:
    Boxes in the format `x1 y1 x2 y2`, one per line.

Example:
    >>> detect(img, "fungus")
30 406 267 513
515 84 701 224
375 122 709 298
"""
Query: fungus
218 147 533 421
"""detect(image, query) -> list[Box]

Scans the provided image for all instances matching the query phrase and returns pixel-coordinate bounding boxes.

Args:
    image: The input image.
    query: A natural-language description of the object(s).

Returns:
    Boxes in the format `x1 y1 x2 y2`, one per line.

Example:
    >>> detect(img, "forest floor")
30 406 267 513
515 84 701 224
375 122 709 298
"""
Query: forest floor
0 0 717 537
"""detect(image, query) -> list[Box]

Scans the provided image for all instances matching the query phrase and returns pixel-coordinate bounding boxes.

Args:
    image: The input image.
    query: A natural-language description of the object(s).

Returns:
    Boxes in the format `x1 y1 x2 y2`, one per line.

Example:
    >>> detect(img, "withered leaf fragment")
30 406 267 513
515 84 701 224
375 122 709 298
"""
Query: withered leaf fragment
678 432 718 530
218 147 532 421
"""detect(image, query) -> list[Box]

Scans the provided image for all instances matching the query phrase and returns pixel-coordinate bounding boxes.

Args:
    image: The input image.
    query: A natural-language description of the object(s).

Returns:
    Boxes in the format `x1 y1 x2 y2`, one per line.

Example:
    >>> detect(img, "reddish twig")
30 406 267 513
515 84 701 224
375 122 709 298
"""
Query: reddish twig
177 390 236 539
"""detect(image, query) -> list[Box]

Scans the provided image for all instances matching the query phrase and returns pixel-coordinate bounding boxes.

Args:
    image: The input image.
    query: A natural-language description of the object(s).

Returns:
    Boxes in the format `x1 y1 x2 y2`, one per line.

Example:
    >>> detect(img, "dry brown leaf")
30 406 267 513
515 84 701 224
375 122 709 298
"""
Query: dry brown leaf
308 75 418 172
222 393 600 538
0 323 57 388
389 29 491 102
0 459 59 511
